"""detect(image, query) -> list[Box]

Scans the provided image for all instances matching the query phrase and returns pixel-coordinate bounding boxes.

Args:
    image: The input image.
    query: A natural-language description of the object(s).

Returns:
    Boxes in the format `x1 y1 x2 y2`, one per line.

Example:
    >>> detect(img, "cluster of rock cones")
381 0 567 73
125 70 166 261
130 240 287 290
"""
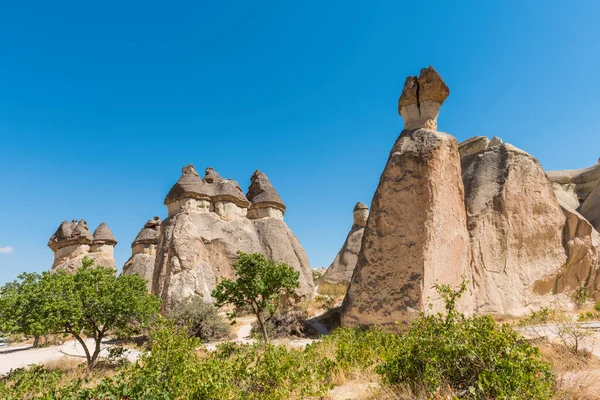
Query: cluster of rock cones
47 66 600 327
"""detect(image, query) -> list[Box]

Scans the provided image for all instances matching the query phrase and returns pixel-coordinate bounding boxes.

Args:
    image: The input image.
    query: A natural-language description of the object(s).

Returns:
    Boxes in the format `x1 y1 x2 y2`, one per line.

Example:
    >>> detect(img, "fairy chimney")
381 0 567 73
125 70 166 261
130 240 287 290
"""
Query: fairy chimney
398 66 450 131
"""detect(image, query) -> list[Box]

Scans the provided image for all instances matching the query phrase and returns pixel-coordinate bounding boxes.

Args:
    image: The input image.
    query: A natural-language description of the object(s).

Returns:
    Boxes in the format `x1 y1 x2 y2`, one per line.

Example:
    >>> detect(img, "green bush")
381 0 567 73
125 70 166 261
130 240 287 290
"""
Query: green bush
377 283 555 399
169 296 231 341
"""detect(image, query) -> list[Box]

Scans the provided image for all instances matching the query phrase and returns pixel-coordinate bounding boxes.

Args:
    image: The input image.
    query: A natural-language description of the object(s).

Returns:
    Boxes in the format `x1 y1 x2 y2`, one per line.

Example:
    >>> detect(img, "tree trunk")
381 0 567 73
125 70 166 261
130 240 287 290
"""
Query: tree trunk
71 333 92 369
88 333 103 372
33 335 40 348
257 314 269 342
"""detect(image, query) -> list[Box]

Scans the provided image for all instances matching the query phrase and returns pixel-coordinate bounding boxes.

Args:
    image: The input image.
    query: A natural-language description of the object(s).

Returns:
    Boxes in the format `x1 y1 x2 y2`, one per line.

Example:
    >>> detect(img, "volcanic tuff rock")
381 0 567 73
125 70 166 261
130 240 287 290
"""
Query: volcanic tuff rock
460 137 600 314
48 220 117 272
319 202 368 291
341 67 473 327
122 216 162 290
152 165 313 309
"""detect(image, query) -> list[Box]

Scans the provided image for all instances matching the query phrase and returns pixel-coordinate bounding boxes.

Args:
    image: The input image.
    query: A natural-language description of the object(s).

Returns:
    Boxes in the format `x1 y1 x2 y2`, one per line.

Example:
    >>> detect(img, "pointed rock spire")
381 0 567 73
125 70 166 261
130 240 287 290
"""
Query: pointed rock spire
246 170 286 212
93 222 118 245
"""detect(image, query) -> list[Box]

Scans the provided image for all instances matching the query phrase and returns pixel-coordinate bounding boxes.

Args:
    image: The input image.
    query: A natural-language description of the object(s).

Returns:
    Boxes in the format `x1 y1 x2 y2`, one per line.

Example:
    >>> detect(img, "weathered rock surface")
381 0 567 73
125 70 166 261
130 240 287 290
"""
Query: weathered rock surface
48 220 117 271
547 162 600 207
580 182 600 232
460 137 600 314
152 166 314 308
319 203 368 291
553 203 599 298
122 216 162 290
342 68 472 327
461 141 570 314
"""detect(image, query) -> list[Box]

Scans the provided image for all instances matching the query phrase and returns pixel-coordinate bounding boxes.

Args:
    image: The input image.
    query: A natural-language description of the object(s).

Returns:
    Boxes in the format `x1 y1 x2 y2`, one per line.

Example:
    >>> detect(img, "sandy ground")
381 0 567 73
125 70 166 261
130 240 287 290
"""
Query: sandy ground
0 338 140 375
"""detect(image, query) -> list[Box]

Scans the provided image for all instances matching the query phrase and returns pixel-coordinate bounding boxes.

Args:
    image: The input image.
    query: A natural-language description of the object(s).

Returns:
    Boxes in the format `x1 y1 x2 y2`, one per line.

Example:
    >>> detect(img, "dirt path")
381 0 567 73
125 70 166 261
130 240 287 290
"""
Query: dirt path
0 338 139 375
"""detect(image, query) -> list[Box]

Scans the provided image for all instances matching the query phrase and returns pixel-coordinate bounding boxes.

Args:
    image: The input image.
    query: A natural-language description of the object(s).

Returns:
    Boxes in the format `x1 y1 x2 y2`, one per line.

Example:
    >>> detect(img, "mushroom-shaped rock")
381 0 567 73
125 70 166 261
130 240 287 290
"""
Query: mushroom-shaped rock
342 67 472 327
352 202 369 227
164 164 212 205
48 219 93 250
132 216 162 246
319 202 369 292
92 222 117 245
204 167 250 208
398 66 449 131
246 170 286 213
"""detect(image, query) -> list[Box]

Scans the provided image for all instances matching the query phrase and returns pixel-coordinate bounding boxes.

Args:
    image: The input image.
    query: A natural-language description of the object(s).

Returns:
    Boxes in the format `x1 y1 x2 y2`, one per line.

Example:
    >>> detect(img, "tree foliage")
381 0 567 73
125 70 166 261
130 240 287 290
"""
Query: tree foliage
0 272 49 347
0 257 161 370
211 252 300 342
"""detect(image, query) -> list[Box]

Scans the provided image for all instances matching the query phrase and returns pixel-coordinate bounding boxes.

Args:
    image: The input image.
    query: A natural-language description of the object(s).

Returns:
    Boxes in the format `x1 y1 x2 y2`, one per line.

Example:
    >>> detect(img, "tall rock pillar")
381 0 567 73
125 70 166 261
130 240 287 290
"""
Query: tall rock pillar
341 67 473 327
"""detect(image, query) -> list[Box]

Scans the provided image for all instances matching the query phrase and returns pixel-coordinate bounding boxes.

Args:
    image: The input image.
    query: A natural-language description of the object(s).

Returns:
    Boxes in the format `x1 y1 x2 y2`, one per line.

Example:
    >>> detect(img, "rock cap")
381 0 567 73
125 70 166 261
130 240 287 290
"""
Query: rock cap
246 170 286 212
353 202 368 211
398 66 449 131
204 168 250 207
164 164 212 204
92 222 117 245
133 216 162 246
48 219 94 250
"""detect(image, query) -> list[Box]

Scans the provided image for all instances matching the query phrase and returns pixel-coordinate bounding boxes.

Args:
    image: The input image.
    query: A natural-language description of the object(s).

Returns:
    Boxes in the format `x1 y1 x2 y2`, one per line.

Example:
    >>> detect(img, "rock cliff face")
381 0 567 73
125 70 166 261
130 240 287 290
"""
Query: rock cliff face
461 140 569 314
319 202 368 292
152 166 313 308
460 138 600 313
122 216 162 290
341 67 473 327
48 220 117 271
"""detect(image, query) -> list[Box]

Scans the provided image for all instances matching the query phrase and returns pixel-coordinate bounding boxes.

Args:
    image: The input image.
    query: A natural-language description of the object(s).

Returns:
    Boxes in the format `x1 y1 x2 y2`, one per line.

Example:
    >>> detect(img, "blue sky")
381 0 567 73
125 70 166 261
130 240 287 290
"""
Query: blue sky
1 1 599 285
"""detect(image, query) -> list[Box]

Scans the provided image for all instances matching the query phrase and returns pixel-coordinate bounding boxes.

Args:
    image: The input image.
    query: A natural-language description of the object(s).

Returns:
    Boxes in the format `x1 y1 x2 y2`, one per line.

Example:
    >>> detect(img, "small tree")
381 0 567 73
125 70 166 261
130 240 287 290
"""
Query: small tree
42 258 161 370
0 272 49 347
211 252 300 342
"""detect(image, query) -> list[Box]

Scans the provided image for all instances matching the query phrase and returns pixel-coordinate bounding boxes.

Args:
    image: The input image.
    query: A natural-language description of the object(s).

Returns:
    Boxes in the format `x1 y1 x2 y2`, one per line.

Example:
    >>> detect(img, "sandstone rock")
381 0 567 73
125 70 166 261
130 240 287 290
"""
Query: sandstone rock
342 68 472 327
551 203 600 298
48 220 117 272
398 66 449 131
122 216 162 290
458 136 489 159
319 202 368 292
547 162 600 207
580 183 600 232
462 141 571 315
152 166 314 308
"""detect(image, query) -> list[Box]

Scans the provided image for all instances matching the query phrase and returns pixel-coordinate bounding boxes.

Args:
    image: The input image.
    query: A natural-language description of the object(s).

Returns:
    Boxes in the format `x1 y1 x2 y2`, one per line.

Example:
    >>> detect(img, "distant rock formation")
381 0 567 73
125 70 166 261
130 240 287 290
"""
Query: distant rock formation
48 220 117 272
319 202 368 292
122 216 162 290
152 166 314 309
341 67 473 327
546 161 600 233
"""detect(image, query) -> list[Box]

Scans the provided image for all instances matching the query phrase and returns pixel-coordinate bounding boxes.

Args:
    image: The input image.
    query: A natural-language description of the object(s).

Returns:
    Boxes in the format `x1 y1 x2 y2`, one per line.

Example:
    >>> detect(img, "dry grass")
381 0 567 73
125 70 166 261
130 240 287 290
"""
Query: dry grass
537 340 600 399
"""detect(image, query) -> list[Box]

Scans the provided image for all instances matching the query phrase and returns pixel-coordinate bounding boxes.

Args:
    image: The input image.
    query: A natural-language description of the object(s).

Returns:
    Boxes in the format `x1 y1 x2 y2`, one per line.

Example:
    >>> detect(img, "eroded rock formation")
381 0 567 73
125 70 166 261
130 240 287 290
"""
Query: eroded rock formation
122 216 162 290
152 166 313 308
319 202 368 292
461 138 600 313
341 67 473 327
48 220 117 271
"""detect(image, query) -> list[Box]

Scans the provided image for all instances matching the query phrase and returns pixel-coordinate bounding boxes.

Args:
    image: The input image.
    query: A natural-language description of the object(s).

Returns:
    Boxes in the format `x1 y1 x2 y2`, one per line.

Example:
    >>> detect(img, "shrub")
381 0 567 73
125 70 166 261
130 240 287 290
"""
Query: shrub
377 283 555 399
169 296 231 341
251 309 316 339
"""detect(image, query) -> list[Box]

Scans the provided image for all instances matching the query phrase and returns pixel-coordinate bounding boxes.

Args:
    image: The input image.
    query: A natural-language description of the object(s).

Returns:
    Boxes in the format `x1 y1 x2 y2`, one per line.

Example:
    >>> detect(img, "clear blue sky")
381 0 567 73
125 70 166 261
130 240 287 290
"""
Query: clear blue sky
1 1 599 285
